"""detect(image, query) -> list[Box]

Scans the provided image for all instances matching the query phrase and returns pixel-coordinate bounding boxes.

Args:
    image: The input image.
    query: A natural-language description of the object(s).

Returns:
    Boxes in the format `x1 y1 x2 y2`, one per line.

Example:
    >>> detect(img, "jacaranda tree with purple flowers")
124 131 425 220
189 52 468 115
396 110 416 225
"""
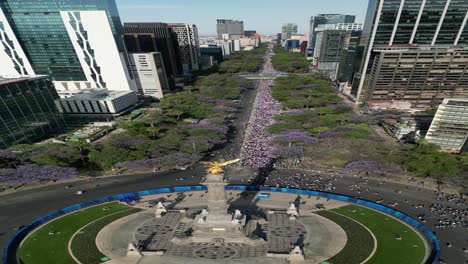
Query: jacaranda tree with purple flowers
0 165 77 187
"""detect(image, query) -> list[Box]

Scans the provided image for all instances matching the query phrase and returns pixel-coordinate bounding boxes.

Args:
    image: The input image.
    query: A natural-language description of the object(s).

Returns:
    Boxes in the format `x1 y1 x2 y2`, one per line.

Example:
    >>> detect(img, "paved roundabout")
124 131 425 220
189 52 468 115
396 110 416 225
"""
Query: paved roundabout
6 185 439 264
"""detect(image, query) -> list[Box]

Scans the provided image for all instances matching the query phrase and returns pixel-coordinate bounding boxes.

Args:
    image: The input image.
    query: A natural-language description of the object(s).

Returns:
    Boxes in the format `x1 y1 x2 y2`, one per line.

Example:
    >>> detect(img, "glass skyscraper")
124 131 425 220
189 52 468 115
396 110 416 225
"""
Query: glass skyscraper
0 76 67 148
281 23 298 42
0 0 125 81
367 0 468 46
307 14 356 56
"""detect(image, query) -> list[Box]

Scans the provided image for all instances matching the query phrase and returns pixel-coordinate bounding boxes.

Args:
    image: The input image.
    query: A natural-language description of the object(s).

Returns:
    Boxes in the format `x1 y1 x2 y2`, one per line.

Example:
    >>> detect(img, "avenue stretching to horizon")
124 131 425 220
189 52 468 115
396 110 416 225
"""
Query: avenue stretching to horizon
0 1 467 264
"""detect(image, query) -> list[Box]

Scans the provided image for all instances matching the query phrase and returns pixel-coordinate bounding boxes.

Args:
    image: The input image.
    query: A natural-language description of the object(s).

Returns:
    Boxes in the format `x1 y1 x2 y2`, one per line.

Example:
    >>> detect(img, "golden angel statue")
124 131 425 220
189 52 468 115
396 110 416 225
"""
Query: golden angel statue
201 159 240 174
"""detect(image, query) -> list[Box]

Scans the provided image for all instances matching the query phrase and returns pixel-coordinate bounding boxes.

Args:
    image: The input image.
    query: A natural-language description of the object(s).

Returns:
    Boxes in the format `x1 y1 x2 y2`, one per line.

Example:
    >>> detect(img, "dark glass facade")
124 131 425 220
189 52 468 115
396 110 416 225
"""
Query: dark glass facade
368 0 468 46
0 0 125 81
0 76 67 148
338 31 363 83
436 0 467 45
393 0 424 44
413 0 446 45
308 14 356 55
200 45 224 64
123 23 182 80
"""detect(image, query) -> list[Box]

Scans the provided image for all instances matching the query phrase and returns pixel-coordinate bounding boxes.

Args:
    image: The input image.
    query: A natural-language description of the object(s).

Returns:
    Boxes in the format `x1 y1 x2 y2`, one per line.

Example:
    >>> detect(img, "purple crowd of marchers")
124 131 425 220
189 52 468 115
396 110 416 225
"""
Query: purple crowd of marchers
242 47 281 168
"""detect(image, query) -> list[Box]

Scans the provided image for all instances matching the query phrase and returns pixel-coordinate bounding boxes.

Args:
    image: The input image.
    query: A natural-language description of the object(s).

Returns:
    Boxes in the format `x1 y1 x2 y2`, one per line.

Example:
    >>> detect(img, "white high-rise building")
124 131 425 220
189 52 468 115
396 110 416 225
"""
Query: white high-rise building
281 23 298 42
168 23 201 75
0 1 136 96
426 99 468 153
56 11 136 94
129 52 169 99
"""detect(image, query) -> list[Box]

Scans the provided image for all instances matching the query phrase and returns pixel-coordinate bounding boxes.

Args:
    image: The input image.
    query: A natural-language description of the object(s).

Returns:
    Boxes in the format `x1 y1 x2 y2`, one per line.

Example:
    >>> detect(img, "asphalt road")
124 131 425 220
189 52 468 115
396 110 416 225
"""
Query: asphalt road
2 168 466 263
0 168 206 262
1 49 467 263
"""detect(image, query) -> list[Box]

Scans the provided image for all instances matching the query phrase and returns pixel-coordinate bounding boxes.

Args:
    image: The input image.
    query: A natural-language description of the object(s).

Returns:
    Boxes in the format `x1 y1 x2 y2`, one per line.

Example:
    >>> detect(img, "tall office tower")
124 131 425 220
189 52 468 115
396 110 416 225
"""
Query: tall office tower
313 24 363 80
129 52 169 99
281 23 298 42
352 0 468 108
123 23 183 82
167 23 201 74
244 30 257 37
0 0 135 94
0 76 67 148
276 33 282 45
338 30 363 83
425 98 468 153
308 14 356 56
216 19 244 39
0 6 34 78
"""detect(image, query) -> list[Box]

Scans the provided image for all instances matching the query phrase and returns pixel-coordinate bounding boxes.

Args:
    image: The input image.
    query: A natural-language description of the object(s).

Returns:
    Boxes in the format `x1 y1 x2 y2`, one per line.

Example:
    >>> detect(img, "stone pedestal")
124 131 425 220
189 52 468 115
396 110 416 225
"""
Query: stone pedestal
192 173 245 236
173 173 265 246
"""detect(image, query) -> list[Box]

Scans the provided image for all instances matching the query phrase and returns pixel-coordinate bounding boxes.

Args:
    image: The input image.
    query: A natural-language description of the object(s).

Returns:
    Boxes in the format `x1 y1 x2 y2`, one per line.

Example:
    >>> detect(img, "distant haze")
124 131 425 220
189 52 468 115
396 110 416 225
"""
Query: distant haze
116 0 369 35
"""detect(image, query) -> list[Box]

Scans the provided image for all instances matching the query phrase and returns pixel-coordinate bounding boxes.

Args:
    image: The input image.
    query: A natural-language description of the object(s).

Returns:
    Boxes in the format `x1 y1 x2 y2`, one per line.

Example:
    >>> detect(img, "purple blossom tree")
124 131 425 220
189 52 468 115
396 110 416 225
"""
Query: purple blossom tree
116 152 202 170
272 130 318 146
0 165 77 187
344 160 385 174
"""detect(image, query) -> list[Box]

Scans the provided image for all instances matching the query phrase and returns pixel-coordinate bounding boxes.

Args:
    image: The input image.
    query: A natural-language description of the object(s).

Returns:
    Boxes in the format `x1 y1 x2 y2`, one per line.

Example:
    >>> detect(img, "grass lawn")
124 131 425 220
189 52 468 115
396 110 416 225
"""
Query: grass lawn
20 202 130 264
70 207 141 264
332 205 426 264
316 210 374 264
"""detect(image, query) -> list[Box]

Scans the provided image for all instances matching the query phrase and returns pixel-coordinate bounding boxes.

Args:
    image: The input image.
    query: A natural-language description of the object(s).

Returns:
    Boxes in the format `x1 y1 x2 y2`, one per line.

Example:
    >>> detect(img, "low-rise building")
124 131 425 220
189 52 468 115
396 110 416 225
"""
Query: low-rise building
200 45 224 67
425 99 468 153
381 117 420 141
364 100 413 113
284 39 300 52
55 89 138 117
0 75 67 148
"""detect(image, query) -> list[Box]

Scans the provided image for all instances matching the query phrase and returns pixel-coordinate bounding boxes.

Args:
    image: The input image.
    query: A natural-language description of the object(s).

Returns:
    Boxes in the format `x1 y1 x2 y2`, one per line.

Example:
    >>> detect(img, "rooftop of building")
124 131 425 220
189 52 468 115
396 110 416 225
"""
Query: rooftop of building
0 75 48 87
443 98 468 106
60 89 134 101
372 45 468 52
216 19 243 23
366 100 412 105
124 22 168 27
167 23 193 27
382 119 398 124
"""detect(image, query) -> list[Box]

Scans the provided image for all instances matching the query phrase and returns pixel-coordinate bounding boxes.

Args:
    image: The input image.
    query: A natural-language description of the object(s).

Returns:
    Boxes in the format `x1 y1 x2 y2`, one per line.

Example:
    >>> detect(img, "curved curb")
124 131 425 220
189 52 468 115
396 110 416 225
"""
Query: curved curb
3 185 440 264
225 185 440 264
68 208 135 264
3 185 207 264
323 210 378 264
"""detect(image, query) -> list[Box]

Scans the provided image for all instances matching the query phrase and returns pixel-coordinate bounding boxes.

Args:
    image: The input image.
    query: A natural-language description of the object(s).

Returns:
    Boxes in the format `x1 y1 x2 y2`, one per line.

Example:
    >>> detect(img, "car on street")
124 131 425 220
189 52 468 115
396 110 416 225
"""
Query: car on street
74 190 85 195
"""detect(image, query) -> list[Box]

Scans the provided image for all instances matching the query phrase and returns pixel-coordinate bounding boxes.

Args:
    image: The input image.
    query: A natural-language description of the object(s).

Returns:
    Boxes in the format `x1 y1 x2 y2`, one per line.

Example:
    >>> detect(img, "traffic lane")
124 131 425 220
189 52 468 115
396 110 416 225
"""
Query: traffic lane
261 172 467 263
329 176 468 263
0 168 204 258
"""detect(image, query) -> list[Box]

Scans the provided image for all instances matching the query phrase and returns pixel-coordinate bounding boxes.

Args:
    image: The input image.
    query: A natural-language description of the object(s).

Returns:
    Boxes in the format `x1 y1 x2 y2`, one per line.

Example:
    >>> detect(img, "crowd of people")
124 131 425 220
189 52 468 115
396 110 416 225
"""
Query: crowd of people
266 172 336 192
430 192 467 229
241 45 281 168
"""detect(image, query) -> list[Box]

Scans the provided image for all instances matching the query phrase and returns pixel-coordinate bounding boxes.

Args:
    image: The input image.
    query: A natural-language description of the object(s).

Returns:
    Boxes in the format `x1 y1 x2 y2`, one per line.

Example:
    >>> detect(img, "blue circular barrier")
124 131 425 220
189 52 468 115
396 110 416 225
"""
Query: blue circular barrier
2 185 207 264
3 185 440 264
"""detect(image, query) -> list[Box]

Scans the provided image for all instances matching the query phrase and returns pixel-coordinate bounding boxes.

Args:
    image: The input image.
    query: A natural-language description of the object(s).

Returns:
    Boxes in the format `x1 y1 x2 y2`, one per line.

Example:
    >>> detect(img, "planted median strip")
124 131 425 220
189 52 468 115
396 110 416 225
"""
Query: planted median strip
331 205 426 264
315 210 375 264
20 202 131 264
70 207 141 264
